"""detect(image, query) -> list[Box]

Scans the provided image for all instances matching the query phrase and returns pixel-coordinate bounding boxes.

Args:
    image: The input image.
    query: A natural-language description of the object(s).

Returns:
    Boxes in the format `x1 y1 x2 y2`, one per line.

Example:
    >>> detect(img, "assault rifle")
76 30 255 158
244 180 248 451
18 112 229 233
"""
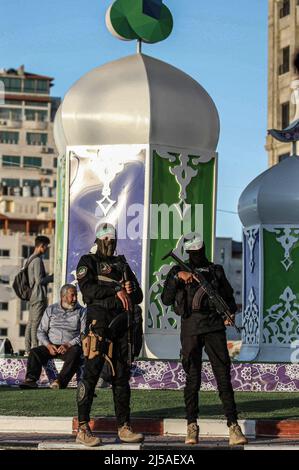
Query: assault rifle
123 263 134 367
162 250 243 334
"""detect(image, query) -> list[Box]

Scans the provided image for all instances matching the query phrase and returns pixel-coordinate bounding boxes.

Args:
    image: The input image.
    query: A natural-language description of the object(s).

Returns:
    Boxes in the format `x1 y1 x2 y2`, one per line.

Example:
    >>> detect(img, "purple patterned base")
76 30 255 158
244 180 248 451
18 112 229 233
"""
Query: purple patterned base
1 359 299 392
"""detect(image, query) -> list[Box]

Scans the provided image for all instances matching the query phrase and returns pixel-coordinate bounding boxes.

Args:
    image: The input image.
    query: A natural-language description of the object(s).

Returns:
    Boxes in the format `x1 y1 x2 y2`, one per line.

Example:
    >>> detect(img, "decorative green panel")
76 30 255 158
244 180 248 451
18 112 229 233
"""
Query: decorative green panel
263 228 299 344
148 150 216 331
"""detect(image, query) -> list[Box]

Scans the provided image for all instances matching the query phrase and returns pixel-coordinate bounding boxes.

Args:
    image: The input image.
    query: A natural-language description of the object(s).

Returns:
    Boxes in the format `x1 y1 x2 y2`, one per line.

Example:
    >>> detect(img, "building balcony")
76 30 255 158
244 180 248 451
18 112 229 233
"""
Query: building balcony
0 195 55 220
0 119 22 129
23 120 49 131
0 229 55 237
279 12 290 30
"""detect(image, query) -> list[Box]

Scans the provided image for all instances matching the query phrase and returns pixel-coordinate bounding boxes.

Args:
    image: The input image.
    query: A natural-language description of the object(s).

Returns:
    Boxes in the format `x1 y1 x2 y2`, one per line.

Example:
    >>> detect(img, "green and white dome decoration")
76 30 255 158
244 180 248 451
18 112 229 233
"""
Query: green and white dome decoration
238 156 299 362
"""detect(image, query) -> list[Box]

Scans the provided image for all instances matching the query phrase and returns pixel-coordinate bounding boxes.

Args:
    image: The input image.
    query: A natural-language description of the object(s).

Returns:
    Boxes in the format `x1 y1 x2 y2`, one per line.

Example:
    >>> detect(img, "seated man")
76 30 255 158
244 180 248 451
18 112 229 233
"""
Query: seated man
20 284 86 389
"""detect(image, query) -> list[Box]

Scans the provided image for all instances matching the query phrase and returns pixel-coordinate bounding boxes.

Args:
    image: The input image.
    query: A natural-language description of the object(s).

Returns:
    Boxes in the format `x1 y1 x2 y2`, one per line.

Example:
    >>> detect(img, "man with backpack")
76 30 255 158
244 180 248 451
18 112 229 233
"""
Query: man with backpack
24 236 53 354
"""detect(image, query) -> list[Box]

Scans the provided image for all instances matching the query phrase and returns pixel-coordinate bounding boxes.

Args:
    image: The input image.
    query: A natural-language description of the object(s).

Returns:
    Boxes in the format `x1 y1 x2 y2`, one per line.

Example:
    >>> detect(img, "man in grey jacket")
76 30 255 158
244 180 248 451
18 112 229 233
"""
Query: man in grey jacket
20 284 86 389
25 236 53 353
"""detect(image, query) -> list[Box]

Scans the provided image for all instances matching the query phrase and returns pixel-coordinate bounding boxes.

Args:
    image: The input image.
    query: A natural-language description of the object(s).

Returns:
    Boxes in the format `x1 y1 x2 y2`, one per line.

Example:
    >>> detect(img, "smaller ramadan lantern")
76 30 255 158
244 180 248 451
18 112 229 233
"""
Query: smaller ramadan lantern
238 100 299 362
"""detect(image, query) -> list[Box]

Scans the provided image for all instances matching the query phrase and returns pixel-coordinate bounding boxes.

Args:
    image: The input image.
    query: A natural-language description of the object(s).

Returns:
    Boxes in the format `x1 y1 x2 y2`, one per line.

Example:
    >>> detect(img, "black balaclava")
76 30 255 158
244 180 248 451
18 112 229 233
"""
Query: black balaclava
188 242 209 268
95 223 117 257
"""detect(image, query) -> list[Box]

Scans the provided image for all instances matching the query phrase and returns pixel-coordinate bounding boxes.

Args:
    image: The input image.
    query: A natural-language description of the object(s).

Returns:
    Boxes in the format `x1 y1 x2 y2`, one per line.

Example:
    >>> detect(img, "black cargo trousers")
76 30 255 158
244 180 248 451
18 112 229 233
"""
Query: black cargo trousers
77 327 131 427
181 329 238 426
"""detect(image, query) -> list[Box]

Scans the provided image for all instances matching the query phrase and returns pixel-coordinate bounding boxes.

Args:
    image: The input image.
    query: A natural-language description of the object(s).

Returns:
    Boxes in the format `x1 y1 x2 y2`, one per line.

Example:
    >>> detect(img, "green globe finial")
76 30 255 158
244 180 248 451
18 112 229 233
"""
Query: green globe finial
105 0 173 45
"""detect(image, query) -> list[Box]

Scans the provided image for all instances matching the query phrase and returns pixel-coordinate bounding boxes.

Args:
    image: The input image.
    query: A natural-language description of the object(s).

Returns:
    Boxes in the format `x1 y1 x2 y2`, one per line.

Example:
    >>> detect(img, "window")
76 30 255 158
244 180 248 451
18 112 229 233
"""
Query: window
26 133 48 146
23 179 41 188
36 111 48 122
25 110 48 122
0 249 10 257
25 109 35 121
24 79 35 93
1 178 20 187
281 102 290 129
279 153 290 162
4 99 22 105
0 328 8 336
54 158 57 168
21 301 29 311
22 245 34 259
24 79 49 94
19 325 26 337
36 80 49 93
23 157 42 168
0 108 9 119
25 101 49 107
40 206 49 212
1 77 22 92
0 131 19 144
279 46 290 75
0 107 22 120
1 156 21 167
280 0 290 18
0 303 8 310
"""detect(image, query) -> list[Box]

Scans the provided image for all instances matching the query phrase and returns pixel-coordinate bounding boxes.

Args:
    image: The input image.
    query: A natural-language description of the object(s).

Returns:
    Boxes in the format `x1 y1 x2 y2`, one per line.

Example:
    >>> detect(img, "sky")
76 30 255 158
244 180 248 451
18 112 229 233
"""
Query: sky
0 0 269 241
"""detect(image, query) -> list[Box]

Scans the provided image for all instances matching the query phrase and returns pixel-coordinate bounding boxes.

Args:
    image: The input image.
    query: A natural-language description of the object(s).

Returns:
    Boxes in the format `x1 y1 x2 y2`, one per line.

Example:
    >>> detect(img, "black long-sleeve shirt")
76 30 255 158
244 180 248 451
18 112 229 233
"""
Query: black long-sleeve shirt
162 263 237 335
76 253 143 330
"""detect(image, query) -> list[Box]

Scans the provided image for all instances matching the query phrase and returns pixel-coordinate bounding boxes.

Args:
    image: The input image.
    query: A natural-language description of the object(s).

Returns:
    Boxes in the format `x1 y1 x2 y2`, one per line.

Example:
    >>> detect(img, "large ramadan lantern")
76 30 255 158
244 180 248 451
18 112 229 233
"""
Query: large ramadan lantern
53 1 220 359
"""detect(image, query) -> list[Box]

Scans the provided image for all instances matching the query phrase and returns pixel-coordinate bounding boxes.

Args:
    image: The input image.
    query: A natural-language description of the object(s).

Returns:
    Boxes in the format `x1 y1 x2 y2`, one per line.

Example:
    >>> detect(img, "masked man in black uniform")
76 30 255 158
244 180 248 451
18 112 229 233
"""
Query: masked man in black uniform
75 223 144 447
161 236 247 446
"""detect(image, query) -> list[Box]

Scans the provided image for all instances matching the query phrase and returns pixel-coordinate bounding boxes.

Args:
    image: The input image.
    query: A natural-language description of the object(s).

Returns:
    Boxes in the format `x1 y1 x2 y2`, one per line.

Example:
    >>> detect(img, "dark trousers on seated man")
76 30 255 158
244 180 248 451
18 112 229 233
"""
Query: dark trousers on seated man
24 345 82 389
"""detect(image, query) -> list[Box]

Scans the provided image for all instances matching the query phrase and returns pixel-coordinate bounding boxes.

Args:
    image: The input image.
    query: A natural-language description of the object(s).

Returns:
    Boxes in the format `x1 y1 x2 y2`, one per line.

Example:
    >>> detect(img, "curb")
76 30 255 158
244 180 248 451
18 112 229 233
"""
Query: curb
38 442 141 451
256 420 299 438
1 416 299 438
72 417 163 436
0 416 72 434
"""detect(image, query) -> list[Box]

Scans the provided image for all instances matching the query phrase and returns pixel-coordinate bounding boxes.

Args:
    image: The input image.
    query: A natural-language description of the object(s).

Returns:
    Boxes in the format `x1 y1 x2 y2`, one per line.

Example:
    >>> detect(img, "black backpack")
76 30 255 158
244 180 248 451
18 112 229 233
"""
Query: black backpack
12 255 38 301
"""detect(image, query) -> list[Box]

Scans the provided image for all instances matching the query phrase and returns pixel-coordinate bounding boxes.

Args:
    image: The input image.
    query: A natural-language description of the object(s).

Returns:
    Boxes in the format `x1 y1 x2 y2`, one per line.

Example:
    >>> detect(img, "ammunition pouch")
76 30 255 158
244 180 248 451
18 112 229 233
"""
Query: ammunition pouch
81 321 115 375
82 332 103 360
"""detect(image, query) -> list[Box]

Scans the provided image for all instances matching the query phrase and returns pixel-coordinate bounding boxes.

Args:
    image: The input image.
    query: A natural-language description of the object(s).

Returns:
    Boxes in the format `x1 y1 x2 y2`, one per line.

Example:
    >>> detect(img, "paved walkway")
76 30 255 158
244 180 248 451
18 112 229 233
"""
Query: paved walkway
1 433 299 451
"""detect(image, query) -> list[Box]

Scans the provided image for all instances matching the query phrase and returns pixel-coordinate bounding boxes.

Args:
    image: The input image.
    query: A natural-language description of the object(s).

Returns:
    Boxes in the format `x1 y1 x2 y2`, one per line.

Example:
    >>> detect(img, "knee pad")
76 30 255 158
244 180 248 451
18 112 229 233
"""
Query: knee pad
77 380 92 406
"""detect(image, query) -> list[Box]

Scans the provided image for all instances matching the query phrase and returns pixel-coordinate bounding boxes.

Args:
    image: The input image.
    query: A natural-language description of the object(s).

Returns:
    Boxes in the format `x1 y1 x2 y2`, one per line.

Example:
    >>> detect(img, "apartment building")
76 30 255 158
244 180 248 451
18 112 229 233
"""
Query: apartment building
0 66 59 353
267 0 299 166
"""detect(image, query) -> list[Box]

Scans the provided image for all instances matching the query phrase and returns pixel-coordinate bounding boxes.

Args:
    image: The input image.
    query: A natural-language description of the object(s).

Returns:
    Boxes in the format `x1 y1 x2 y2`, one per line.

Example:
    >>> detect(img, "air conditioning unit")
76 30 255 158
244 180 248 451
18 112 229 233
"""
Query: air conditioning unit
0 120 7 126
41 146 48 153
